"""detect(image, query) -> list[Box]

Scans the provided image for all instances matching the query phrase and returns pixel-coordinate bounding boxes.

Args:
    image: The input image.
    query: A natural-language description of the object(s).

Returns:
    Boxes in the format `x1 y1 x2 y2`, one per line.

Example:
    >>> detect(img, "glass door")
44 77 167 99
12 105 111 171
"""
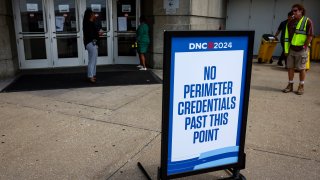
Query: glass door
49 0 83 67
113 0 139 64
13 0 139 69
13 0 52 69
84 0 113 65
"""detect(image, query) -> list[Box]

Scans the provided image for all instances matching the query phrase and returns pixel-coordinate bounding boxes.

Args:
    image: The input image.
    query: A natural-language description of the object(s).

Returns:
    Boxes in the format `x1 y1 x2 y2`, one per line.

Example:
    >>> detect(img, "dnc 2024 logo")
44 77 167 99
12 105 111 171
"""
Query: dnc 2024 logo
189 42 233 50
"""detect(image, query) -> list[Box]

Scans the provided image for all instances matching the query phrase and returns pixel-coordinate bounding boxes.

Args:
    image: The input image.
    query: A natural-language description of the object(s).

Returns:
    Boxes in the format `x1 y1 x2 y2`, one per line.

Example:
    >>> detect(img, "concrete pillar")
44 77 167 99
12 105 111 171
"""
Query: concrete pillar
140 0 154 69
150 0 226 69
0 0 18 78
190 0 226 30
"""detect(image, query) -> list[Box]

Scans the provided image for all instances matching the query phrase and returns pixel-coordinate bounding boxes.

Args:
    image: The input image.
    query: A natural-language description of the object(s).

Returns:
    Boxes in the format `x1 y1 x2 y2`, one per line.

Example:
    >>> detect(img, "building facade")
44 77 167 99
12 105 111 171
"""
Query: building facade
0 0 318 78
226 0 320 55
0 0 18 78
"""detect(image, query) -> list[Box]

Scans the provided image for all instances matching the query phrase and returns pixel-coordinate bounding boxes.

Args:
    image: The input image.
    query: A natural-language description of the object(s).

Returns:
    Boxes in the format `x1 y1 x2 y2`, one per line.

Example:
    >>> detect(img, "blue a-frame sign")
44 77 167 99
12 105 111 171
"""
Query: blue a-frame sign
160 31 254 179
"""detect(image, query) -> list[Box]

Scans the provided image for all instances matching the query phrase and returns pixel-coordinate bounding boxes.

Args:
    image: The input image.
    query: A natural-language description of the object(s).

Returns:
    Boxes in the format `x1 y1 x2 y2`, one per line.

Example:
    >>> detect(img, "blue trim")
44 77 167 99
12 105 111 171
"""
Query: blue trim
167 36 249 175
199 146 239 159
168 152 239 175
168 40 176 161
194 157 238 170
236 36 248 145
170 37 247 52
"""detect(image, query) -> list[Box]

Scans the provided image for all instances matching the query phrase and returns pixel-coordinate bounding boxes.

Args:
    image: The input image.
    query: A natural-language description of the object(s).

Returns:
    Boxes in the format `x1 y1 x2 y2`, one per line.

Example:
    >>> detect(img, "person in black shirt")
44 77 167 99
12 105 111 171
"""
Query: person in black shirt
83 9 101 83
275 11 293 67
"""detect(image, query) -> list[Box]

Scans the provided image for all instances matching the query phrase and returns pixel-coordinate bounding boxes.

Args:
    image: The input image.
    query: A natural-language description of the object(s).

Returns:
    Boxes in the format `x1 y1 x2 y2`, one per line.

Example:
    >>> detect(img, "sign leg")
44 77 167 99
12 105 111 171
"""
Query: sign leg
137 162 152 180
219 168 246 180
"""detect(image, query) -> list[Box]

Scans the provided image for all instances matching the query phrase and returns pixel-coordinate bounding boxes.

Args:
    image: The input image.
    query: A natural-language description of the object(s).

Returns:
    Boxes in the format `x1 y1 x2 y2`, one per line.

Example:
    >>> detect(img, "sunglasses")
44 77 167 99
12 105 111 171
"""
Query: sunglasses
292 9 299 12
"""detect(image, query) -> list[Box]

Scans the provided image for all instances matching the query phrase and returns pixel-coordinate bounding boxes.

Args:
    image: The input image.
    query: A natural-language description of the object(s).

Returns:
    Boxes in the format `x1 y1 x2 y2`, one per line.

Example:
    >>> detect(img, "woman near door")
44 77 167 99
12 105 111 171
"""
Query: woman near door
136 16 150 71
83 9 101 83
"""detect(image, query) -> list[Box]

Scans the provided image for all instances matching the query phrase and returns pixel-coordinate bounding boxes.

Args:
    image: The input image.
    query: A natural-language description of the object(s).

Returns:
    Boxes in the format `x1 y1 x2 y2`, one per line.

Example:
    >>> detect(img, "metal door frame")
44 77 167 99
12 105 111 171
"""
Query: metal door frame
12 0 53 69
12 0 141 69
48 0 83 67
113 0 140 64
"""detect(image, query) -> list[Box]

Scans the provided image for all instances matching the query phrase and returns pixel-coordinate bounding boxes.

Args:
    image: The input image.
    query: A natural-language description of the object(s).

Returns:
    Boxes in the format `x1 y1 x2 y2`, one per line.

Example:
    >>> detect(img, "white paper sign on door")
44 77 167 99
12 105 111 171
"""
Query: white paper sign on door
101 21 107 28
91 4 101 12
59 5 70 13
71 21 76 29
38 21 44 29
122 5 131 12
27 3 39 12
118 17 127 31
55 16 65 31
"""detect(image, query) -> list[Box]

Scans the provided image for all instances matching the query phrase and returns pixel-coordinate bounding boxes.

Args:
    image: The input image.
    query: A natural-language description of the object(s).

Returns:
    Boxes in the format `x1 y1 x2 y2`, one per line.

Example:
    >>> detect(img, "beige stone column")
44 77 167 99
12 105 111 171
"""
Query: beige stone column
149 0 226 69
0 0 18 78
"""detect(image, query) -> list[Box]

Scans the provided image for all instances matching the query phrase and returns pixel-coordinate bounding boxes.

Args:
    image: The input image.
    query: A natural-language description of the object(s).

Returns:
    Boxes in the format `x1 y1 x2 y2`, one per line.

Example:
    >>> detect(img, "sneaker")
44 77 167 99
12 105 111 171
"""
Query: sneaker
87 77 96 83
139 67 147 71
136 65 143 68
296 84 304 95
277 61 283 66
282 83 293 93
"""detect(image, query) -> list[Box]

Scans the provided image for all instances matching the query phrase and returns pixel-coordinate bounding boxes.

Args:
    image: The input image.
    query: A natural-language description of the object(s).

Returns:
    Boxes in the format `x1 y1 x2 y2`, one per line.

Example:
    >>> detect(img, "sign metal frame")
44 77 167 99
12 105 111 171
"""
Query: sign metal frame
160 30 254 179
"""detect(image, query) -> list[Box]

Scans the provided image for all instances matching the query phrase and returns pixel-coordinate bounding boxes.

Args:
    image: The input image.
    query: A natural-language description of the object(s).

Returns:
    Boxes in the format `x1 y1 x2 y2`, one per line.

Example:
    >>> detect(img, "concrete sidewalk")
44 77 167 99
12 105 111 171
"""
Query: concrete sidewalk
0 62 319 180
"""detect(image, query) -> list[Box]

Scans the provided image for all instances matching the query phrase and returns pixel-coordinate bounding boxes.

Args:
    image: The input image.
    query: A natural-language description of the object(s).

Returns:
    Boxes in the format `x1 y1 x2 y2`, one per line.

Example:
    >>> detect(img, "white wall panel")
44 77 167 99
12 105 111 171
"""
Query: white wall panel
249 1 275 54
226 0 318 56
226 0 250 30
273 0 302 56
302 0 320 35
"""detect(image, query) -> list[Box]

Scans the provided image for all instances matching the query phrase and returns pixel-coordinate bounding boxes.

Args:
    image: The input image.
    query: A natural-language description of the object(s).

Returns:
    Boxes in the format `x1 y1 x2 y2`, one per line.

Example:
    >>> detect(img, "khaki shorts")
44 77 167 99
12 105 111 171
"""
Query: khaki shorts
287 48 308 70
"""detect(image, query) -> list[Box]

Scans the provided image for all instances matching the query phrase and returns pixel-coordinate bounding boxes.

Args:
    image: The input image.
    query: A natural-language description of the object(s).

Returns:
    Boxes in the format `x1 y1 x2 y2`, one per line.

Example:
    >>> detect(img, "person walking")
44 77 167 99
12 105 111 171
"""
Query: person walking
282 4 313 95
83 9 101 83
136 16 150 71
274 11 293 67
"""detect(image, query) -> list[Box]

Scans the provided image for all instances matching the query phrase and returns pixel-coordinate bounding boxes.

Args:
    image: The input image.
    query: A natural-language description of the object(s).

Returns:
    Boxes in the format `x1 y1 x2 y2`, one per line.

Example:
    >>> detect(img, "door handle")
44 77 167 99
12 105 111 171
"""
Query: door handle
54 31 78 34
19 36 48 39
53 36 80 39
116 34 136 38
107 0 111 32
19 32 45 35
